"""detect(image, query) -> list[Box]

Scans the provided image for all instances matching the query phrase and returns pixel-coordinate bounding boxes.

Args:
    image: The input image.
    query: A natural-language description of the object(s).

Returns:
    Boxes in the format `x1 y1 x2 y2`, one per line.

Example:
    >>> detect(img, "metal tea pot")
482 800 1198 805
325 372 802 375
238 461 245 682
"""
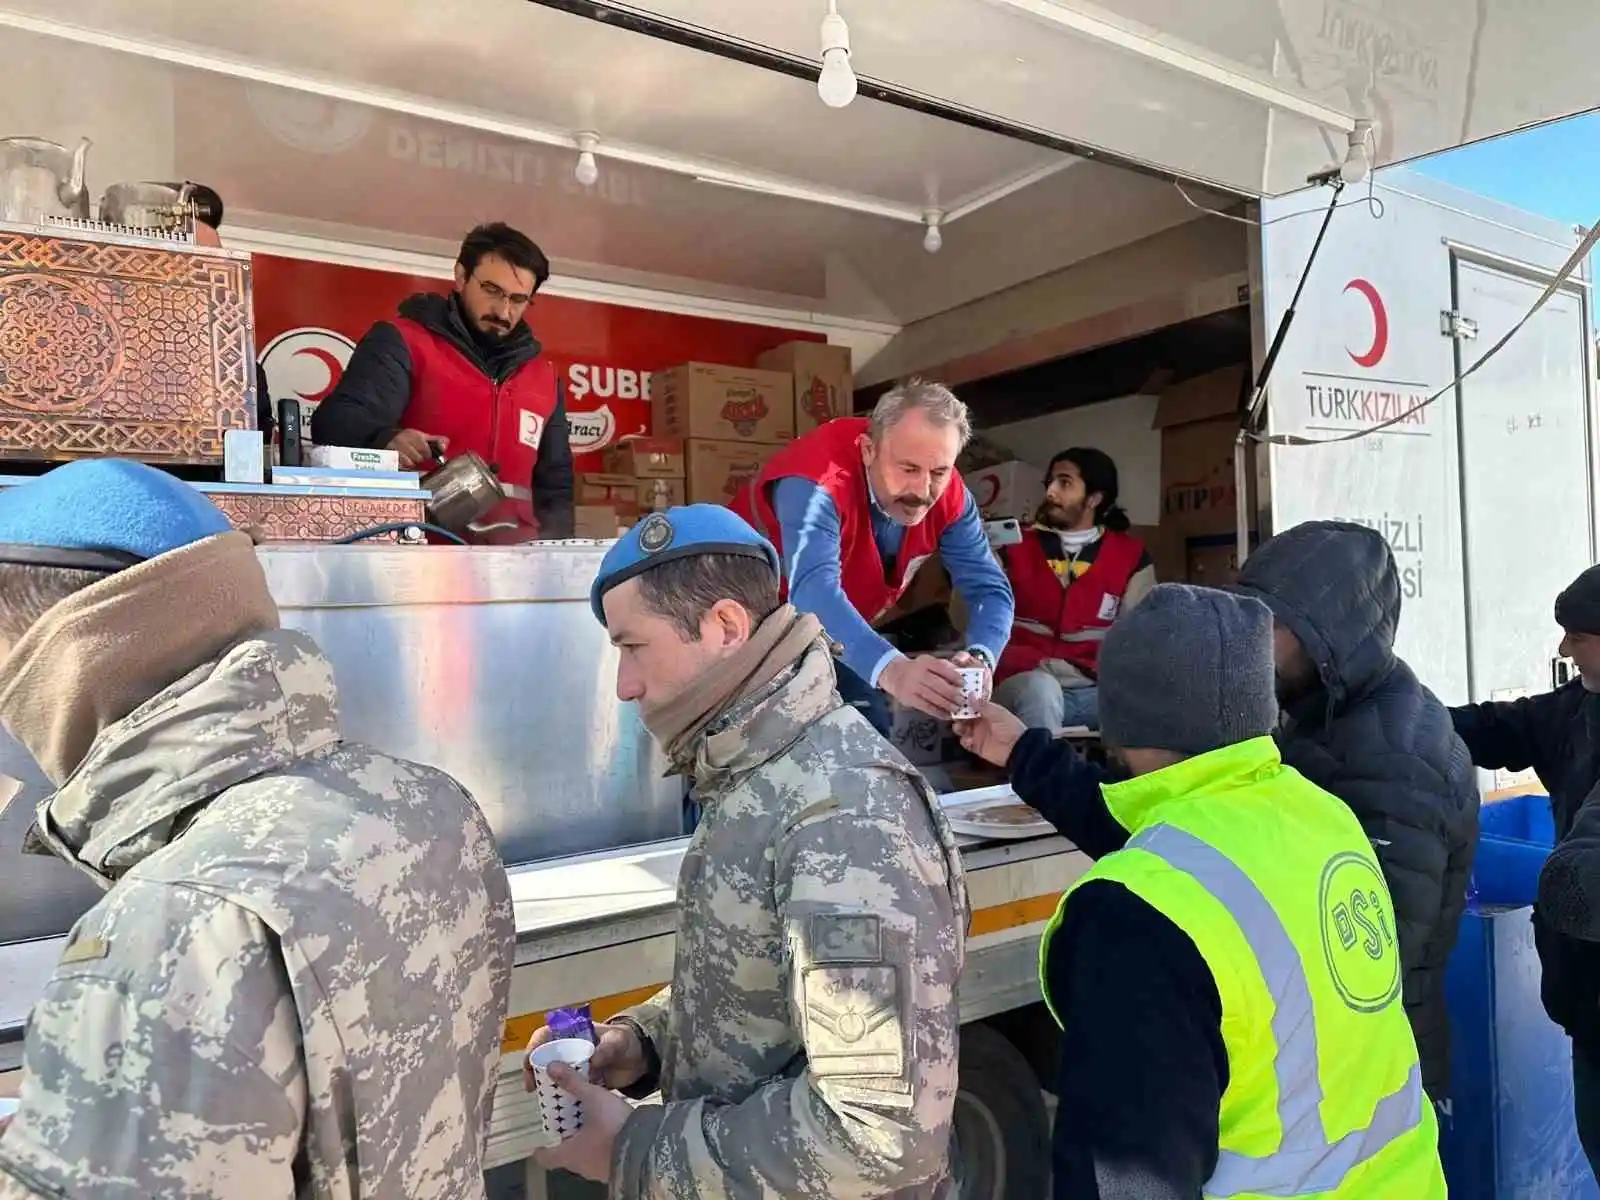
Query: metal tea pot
0 137 90 222
98 180 190 231
420 443 505 533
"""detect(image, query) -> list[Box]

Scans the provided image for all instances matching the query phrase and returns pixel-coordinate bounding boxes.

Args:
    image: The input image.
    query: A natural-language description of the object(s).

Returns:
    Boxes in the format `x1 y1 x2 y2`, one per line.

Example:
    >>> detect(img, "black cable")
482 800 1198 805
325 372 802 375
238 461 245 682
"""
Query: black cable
334 521 468 545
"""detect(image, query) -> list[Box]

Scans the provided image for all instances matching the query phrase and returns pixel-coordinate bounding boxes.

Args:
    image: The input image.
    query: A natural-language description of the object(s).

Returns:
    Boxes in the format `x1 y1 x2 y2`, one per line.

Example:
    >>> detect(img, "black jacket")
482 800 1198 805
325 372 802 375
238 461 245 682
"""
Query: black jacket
1452 683 1600 1055
1236 521 1479 1100
1002 735 1223 1197
309 292 574 538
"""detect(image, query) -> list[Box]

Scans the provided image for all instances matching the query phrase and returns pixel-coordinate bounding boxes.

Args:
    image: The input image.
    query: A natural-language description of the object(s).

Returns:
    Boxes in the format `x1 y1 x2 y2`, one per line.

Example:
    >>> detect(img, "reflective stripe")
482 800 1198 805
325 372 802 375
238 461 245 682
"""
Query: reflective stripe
501 482 533 501
1127 824 1427 1198
1013 619 1107 643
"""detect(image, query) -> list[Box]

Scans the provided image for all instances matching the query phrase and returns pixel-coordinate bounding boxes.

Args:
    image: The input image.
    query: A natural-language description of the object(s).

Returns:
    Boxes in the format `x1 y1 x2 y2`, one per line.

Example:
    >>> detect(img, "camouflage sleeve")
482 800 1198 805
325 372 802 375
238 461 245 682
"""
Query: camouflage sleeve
613 985 673 1053
0 880 305 1200
612 797 962 1198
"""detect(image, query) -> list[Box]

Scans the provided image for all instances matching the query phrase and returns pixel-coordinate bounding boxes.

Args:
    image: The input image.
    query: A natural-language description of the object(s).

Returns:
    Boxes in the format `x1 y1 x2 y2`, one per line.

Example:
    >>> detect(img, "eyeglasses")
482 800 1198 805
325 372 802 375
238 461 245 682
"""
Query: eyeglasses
472 276 534 306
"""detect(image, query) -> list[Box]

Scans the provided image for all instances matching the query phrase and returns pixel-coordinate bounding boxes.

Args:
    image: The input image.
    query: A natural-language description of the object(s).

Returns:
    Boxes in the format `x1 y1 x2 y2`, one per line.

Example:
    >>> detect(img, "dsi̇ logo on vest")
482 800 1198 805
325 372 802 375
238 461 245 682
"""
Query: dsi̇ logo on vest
1318 851 1401 1012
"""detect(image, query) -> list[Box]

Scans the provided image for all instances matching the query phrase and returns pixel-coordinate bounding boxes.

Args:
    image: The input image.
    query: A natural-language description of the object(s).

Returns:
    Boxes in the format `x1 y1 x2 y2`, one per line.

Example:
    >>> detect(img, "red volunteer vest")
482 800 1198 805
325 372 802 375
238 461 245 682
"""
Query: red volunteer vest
395 318 560 542
996 528 1146 682
730 417 969 625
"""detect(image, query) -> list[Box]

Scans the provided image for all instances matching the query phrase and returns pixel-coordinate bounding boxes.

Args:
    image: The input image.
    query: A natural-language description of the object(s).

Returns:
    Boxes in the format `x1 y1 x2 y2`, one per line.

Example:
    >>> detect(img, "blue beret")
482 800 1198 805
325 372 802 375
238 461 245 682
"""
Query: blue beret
590 504 779 625
0 458 233 572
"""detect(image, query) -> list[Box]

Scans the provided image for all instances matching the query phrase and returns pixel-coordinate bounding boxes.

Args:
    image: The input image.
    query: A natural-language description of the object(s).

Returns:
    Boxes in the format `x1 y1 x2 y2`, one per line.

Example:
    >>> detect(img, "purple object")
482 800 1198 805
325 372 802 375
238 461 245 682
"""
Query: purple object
546 1004 598 1045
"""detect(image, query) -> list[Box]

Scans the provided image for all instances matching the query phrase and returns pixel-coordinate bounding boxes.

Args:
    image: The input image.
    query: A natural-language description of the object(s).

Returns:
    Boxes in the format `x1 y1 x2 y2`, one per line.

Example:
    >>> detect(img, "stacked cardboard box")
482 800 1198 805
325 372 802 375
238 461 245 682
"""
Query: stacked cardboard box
1152 364 1254 585
757 341 854 434
604 437 687 512
652 363 793 505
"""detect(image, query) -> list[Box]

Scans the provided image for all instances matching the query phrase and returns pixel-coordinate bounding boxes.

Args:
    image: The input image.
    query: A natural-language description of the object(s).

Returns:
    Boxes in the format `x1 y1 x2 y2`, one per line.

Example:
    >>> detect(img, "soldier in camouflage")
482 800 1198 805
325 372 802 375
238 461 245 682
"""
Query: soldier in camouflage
0 460 515 1199
527 505 970 1198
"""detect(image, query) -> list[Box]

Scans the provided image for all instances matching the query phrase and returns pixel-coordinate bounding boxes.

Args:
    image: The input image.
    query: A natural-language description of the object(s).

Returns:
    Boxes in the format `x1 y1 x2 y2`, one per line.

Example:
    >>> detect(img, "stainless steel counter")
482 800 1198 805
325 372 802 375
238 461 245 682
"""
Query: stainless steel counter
0 541 683 946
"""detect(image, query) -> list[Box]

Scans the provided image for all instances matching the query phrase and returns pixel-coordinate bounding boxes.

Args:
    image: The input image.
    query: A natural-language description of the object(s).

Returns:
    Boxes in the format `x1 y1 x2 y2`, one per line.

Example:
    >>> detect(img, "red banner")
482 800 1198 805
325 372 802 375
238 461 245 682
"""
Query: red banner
252 254 819 469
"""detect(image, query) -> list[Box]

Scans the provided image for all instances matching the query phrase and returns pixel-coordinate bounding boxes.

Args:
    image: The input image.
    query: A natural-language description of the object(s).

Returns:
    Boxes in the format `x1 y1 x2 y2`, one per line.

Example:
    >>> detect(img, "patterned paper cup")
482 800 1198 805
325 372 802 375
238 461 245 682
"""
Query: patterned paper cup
528 1038 595 1139
952 666 987 719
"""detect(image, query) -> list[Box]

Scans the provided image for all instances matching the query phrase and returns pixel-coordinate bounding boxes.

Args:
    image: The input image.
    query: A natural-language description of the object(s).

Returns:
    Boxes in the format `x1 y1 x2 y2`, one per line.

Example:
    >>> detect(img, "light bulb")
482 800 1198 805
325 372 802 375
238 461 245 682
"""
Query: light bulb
818 47 856 108
1339 120 1373 185
575 149 599 187
923 222 943 254
1339 143 1368 185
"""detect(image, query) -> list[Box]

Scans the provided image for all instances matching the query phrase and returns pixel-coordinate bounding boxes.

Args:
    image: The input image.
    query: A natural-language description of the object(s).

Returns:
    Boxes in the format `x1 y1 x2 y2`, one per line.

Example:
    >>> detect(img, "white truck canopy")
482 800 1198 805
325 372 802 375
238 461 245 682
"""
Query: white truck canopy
4 0 1595 345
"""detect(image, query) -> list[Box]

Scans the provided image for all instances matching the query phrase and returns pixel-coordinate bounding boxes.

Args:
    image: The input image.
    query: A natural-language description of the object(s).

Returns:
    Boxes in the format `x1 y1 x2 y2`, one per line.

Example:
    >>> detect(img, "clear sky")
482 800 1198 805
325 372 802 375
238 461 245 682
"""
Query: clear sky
1413 110 1600 228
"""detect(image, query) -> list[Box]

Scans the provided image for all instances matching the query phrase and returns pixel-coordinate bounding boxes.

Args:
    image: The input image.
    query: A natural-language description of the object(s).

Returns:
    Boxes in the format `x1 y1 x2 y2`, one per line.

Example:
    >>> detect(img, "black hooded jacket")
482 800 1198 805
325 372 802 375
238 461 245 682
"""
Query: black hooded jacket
1236 521 1480 1099
309 292 574 537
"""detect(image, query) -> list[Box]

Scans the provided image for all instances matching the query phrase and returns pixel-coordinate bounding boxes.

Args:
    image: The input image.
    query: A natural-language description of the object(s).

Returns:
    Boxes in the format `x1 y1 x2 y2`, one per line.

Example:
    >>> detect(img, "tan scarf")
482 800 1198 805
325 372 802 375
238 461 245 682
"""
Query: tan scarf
642 604 823 769
0 532 280 786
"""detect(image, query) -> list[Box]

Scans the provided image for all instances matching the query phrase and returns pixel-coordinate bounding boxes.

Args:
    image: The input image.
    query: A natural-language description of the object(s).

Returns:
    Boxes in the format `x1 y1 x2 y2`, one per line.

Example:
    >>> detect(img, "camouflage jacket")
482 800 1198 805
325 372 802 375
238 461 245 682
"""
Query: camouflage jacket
0 631 514 1200
611 641 970 1199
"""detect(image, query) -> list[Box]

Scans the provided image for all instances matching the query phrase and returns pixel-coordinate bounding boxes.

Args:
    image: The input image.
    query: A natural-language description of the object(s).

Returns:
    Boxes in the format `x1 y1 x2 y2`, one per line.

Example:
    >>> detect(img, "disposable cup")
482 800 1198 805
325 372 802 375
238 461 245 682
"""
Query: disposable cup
951 666 987 720
528 1038 595 1139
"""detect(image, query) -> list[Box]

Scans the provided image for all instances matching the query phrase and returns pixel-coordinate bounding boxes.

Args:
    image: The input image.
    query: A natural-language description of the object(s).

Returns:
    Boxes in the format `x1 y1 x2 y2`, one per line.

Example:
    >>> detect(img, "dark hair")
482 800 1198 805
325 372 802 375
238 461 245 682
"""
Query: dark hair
0 564 106 646
1049 447 1130 532
635 553 780 640
182 183 225 229
458 223 550 291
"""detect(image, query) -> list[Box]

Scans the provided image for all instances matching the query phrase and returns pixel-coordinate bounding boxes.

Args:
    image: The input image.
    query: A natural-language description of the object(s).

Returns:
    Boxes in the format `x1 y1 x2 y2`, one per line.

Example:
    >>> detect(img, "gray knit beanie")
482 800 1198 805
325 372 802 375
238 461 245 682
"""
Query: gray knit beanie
1098 583 1280 756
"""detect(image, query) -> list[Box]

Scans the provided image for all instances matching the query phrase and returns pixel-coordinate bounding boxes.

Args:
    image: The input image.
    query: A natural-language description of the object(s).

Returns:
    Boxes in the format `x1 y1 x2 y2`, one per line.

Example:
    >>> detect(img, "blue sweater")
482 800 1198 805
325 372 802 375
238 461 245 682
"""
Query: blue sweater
771 476 1014 684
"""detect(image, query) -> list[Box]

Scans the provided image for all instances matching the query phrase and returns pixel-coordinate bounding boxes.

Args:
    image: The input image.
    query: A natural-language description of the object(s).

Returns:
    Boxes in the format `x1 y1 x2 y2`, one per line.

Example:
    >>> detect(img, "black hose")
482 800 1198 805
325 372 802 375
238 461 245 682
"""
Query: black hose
333 521 468 546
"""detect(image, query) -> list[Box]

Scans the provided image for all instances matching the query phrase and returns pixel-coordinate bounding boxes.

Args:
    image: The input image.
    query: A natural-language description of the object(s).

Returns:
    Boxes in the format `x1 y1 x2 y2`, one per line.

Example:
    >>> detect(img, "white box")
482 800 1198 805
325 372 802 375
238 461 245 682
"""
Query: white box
307 444 402 472
966 460 1045 521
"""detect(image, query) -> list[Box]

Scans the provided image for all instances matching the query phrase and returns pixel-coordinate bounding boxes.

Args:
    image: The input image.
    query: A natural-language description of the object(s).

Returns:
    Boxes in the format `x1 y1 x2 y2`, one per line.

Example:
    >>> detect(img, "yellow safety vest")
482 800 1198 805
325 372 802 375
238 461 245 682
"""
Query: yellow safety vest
1039 736 1446 1199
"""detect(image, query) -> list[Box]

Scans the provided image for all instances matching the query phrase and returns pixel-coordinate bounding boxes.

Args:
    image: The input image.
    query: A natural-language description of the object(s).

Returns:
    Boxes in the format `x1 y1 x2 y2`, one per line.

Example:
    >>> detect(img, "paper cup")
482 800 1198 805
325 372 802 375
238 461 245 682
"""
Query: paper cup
528 1038 595 1139
951 666 987 720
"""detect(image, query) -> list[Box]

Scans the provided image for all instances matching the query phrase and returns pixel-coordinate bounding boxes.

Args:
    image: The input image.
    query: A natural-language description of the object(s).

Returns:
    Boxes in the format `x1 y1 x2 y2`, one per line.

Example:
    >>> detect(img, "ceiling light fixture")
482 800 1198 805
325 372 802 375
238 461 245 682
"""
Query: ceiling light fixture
818 1 857 109
922 210 944 254
1339 119 1375 185
574 132 600 187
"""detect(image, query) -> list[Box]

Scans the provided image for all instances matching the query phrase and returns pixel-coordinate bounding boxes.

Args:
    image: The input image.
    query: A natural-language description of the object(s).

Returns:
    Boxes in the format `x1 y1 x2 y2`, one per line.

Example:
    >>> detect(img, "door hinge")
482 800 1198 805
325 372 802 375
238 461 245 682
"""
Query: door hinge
1440 310 1479 340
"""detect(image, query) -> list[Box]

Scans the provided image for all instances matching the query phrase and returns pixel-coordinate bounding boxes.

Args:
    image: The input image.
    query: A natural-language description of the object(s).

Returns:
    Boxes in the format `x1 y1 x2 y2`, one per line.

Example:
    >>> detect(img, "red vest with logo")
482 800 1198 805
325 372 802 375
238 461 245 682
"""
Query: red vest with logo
997 528 1146 681
730 417 969 625
395 319 560 542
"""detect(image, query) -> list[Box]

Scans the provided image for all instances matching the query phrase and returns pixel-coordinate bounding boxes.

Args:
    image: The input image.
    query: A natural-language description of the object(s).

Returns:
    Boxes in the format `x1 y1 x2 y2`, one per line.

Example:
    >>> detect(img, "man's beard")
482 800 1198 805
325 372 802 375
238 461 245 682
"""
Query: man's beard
1036 498 1087 530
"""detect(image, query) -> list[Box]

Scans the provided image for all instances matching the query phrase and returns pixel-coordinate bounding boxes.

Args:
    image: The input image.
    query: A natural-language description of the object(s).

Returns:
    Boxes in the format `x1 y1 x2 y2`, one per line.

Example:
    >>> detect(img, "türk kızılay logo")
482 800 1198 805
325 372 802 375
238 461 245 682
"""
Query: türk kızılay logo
259 328 357 408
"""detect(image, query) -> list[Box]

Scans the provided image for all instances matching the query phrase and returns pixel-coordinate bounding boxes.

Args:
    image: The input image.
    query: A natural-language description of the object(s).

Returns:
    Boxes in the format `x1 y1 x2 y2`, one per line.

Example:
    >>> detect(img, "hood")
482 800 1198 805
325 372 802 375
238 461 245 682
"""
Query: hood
398 290 541 380
27 630 341 888
1235 520 1400 710
691 639 840 792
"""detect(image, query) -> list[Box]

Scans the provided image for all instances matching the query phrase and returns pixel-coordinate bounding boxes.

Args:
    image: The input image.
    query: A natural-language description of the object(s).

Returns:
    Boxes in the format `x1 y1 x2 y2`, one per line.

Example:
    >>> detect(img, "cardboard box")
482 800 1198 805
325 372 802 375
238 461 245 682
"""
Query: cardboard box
757 342 854 434
654 363 794 444
966 460 1045 521
574 504 627 539
685 438 781 506
578 472 640 505
635 477 687 511
1154 365 1250 538
603 436 685 480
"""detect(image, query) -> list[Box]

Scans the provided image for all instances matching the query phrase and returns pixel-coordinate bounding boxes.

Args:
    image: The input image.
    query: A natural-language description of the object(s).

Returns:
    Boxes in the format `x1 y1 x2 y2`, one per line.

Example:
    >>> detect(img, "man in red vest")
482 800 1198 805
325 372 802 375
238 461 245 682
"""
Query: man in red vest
731 379 1015 735
310 223 574 540
993 447 1154 732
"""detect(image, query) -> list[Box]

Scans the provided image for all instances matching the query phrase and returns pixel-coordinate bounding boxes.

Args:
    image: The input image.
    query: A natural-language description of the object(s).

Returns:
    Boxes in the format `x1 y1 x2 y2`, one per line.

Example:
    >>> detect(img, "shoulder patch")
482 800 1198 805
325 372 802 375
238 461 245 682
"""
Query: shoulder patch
58 937 110 965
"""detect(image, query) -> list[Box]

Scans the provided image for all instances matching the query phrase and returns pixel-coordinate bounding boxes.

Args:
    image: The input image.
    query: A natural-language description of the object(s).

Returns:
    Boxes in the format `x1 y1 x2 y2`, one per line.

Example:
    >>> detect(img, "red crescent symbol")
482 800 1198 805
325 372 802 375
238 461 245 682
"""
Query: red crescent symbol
975 474 1000 509
1344 279 1389 369
293 346 345 402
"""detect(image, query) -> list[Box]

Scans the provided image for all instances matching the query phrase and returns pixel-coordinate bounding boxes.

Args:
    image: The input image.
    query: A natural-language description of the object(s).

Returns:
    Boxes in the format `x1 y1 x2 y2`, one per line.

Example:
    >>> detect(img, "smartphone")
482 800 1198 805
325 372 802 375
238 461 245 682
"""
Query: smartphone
984 518 1022 548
